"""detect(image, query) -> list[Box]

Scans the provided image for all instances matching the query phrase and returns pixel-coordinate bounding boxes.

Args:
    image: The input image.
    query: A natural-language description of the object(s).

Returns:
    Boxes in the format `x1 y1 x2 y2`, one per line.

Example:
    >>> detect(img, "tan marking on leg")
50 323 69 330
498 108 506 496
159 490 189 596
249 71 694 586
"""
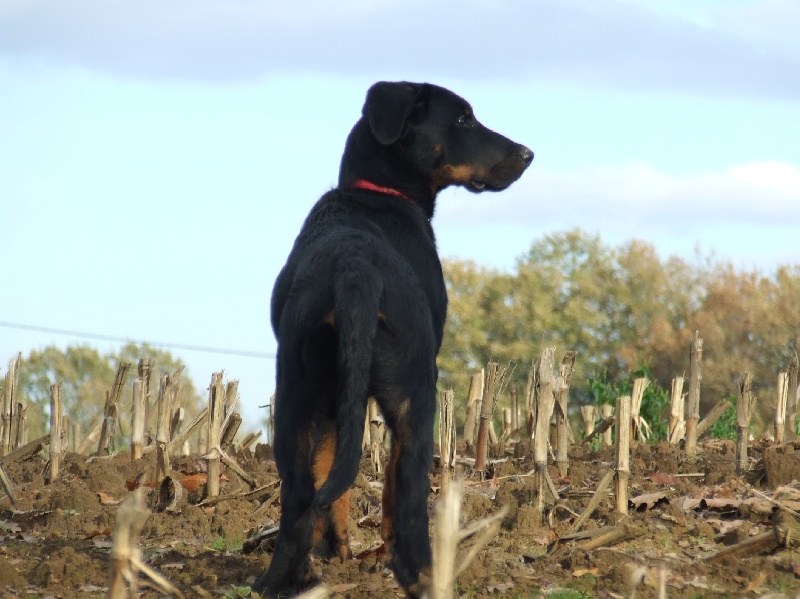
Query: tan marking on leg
381 439 401 546
312 512 325 547
311 431 351 559
312 431 336 489
311 432 335 547
331 489 352 560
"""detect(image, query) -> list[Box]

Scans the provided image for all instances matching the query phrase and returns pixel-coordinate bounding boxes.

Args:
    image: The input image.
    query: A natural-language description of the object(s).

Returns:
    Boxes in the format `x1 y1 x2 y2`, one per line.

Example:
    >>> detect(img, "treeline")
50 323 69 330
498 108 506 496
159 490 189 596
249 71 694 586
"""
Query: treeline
438 229 800 426
5 230 797 440
2 343 204 439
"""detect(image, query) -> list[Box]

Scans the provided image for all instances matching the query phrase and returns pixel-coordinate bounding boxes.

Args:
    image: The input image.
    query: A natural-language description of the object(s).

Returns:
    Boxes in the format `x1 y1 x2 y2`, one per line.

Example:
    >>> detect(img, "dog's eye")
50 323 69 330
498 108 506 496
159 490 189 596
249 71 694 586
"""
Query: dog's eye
457 114 474 128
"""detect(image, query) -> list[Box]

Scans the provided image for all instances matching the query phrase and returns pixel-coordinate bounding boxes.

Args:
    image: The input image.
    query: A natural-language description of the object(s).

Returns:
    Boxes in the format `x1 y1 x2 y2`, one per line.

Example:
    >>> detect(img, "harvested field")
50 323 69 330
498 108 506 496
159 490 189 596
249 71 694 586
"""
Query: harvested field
2 435 800 598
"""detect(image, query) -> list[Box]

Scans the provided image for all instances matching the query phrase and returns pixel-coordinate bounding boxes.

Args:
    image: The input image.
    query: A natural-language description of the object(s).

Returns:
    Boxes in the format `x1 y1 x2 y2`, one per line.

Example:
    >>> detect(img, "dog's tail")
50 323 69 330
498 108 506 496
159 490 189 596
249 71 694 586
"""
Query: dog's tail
312 258 381 510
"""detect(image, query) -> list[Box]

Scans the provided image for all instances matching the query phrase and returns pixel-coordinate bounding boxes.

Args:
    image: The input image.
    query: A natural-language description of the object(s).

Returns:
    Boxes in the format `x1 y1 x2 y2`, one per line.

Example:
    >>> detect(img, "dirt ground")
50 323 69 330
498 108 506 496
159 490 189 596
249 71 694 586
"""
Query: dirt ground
2 435 800 598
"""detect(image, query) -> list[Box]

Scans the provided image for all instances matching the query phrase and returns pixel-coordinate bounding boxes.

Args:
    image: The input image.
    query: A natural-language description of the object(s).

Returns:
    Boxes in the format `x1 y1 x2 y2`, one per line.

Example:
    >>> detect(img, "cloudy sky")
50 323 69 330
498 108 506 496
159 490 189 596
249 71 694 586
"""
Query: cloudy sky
1 0 798 427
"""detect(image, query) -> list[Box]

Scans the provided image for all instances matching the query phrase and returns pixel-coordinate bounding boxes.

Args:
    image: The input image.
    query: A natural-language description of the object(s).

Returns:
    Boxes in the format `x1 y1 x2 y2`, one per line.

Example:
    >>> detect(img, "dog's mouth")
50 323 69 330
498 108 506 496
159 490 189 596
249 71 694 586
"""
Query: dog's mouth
468 178 510 193
467 154 532 194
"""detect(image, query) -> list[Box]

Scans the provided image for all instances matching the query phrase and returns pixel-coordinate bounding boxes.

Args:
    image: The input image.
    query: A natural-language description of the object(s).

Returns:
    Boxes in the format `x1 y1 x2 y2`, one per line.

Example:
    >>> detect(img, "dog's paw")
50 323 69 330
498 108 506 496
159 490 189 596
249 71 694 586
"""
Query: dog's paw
405 570 432 598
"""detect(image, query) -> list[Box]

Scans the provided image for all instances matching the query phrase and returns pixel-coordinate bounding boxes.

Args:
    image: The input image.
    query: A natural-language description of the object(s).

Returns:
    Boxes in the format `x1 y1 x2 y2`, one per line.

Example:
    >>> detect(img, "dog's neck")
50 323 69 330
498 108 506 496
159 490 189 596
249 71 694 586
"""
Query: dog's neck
351 179 413 203
339 120 437 219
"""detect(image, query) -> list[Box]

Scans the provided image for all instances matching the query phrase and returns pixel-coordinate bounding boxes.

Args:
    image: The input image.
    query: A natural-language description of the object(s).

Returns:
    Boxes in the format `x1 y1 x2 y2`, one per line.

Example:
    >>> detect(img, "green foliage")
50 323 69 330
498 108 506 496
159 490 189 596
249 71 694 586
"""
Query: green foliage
440 229 800 431
22 345 116 436
708 395 737 439
587 367 670 443
587 369 618 406
440 229 690 407
212 534 244 552
16 343 203 439
220 586 255 599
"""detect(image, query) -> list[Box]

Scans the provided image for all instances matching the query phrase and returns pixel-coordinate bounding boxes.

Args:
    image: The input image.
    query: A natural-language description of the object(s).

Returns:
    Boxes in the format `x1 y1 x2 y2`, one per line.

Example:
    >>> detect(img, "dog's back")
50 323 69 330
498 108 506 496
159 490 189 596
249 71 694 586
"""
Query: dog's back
270 185 443 493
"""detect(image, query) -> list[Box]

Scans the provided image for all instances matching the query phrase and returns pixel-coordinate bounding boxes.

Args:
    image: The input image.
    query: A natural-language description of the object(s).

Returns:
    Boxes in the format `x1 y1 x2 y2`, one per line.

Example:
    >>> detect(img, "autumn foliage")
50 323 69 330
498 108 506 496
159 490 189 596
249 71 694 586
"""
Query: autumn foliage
440 229 799 423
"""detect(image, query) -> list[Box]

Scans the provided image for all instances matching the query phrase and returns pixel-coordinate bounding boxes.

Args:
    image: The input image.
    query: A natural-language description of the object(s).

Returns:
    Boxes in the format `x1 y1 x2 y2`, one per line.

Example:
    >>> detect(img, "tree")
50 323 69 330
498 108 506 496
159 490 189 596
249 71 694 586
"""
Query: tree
611 241 697 386
18 343 204 441
512 229 620 396
439 229 800 436
686 263 800 416
438 259 506 411
22 345 116 438
115 342 205 417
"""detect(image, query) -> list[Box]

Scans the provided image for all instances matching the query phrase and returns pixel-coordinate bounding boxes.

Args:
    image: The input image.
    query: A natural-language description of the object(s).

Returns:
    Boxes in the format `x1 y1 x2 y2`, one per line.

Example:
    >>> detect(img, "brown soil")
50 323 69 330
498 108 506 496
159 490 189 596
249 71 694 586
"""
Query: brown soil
2 438 800 598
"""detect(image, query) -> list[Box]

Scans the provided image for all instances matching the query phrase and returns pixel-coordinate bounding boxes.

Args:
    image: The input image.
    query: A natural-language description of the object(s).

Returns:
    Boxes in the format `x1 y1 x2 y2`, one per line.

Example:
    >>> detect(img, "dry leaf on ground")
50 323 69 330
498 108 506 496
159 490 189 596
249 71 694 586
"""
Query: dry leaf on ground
650 472 680 485
97 491 120 506
630 492 668 511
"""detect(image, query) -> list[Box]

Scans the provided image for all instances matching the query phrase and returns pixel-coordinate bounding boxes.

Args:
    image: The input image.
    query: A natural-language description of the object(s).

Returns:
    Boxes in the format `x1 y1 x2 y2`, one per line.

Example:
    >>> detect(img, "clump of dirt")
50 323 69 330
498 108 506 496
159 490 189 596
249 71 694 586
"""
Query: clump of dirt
1 437 799 597
763 443 800 487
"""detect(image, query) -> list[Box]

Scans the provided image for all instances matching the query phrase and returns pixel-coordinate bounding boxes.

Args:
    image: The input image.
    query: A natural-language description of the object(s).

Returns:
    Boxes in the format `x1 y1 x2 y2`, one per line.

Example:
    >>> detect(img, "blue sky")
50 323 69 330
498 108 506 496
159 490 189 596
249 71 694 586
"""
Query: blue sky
1 0 799 428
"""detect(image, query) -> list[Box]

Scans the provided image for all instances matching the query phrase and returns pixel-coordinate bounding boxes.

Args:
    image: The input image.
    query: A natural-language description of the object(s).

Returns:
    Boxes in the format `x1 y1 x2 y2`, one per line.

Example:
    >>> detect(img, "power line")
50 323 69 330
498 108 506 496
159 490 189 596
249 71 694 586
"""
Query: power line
0 320 275 360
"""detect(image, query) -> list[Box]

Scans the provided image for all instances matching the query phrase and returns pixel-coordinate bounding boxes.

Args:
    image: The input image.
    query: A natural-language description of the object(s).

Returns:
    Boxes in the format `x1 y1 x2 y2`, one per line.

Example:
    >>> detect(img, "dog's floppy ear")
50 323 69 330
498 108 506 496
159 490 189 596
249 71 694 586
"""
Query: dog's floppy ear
363 82 422 145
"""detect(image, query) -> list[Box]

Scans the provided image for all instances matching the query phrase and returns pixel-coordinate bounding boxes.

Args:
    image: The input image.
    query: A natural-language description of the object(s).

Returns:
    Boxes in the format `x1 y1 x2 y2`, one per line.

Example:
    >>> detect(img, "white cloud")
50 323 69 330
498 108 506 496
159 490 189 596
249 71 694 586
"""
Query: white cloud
433 159 800 271
1 0 798 100
713 0 800 55
437 160 800 230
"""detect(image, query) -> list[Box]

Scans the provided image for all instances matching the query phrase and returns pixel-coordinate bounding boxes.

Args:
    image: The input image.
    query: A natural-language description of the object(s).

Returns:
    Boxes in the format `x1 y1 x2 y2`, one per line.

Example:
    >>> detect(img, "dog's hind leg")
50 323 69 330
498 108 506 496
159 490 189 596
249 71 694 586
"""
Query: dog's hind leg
252 431 317 595
380 439 400 548
255 312 349 596
380 388 436 597
253 372 320 594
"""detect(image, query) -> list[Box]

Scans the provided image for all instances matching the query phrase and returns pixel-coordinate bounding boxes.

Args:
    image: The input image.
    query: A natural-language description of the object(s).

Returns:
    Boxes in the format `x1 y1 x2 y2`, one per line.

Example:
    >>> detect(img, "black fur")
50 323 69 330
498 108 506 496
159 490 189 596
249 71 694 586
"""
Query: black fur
254 81 532 597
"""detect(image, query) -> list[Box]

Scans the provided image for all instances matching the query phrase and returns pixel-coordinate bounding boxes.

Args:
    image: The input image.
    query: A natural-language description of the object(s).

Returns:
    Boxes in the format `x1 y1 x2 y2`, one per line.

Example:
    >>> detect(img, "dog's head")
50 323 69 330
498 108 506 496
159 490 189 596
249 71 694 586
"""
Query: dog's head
357 81 533 199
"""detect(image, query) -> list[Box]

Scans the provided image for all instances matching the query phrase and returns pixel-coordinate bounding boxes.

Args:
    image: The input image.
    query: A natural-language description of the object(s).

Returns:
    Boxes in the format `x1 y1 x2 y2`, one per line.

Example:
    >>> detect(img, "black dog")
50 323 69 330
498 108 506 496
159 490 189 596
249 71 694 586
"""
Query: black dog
254 81 532 597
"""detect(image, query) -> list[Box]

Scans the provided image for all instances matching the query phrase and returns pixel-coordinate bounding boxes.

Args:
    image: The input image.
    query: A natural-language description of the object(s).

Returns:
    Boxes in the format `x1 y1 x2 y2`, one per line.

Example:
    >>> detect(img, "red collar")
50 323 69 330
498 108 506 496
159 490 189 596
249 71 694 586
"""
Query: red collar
351 179 412 202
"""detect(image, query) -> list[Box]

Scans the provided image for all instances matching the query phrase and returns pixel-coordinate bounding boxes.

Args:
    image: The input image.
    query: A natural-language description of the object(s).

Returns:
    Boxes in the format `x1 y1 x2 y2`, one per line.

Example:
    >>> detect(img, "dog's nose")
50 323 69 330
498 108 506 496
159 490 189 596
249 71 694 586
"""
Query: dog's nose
518 145 534 165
